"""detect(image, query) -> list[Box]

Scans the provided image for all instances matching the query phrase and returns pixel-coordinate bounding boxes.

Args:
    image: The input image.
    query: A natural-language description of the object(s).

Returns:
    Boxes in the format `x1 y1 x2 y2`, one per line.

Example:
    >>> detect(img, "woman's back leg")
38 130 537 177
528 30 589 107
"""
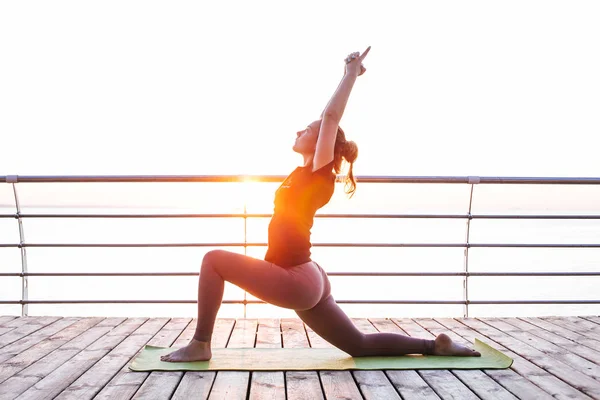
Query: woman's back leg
295 295 435 356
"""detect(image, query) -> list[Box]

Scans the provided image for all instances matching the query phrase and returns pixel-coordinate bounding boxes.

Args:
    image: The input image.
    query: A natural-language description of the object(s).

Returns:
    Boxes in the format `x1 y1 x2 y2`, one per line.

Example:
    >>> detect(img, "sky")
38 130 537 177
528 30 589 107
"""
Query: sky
1 1 599 318
1 0 599 178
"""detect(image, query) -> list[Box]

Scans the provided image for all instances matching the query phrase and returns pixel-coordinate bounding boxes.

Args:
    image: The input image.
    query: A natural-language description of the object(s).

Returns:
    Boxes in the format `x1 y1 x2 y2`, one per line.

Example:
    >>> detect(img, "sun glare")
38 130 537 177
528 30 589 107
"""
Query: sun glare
240 178 275 213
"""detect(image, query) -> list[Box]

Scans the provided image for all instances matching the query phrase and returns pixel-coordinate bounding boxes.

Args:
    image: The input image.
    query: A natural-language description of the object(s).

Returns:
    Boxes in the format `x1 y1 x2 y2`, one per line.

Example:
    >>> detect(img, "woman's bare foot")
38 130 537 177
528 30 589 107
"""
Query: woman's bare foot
433 333 481 357
160 339 212 362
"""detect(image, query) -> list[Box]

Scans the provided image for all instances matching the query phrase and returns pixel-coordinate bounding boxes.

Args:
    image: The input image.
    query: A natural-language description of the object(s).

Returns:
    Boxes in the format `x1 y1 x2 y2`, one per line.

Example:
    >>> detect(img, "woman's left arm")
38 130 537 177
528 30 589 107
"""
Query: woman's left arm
313 47 370 172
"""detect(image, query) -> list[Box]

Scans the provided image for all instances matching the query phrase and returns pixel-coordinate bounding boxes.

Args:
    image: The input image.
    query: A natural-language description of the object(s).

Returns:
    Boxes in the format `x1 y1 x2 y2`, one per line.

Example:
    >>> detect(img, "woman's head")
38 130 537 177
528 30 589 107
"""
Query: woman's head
293 119 359 197
292 120 321 155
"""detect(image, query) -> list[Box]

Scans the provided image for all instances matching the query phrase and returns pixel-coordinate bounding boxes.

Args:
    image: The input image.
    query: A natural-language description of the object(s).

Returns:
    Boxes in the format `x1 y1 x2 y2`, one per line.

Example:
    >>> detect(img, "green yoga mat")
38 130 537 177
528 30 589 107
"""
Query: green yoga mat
129 338 512 371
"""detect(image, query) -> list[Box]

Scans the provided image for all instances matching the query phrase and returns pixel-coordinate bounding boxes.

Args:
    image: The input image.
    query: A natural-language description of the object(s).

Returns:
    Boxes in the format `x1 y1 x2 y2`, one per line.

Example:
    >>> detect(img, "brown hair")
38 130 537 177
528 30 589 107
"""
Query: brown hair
333 126 358 197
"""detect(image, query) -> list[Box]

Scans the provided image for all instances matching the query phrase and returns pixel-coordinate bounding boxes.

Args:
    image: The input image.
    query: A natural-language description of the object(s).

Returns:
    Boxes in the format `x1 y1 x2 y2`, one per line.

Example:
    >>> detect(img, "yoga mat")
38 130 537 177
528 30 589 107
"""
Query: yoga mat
129 338 513 371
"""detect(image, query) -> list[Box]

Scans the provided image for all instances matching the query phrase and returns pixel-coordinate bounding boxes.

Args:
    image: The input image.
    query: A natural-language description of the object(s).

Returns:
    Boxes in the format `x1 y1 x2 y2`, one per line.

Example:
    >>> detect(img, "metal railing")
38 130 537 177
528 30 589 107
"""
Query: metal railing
1 174 600 318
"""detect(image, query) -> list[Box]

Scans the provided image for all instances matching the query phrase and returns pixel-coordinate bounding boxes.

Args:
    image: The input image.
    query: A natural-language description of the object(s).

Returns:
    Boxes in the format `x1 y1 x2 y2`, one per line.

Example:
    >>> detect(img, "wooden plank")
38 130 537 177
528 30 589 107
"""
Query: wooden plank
281 318 311 348
248 318 285 400
369 318 409 335
0 327 16 337
501 317 600 365
0 317 127 399
112 318 192 400
542 316 600 341
134 320 234 399
93 318 194 400
13 317 157 400
0 316 17 327
436 317 591 400
431 317 554 400
0 316 61 348
386 370 442 400
415 318 519 400
351 318 401 400
171 319 235 400
304 324 330 349
305 322 363 400
544 316 600 337
0 316 32 337
519 317 600 352
281 318 323 400
58 318 190 400
456 317 600 399
392 318 479 400
255 318 282 348
319 370 363 400
206 371 249 400
0 317 104 383
0 317 81 363
125 319 194 400
171 372 215 400
369 318 440 400
418 370 483 400
207 319 256 400
1 317 34 328
569 316 600 332
481 317 600 381
227 318 257 347
581 316 600 325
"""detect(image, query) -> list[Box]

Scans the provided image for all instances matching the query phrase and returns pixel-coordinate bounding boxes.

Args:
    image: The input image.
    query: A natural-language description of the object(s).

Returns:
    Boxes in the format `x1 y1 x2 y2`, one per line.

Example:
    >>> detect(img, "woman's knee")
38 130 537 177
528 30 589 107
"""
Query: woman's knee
200 250 231 275
202 249 229 266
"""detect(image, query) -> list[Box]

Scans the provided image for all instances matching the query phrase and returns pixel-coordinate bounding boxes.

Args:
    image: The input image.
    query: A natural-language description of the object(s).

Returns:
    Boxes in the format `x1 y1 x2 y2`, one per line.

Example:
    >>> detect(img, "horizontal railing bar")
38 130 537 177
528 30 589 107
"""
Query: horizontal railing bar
2 213 467 219
0 243 246 248
466 300 600 304
318 271 600 277
1 272 599 277
2 213 600 219
1 299 598 305
468 244 600 248
2 243 600 248
0 300 464 305
3 175 600 184
472 215 600 219
338 300 600 304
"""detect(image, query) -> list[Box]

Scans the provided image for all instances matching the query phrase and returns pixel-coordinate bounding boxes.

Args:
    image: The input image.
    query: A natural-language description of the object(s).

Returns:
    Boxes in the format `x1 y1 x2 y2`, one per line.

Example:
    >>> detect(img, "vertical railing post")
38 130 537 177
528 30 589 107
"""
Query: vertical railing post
243 201 248 319
463 178 478 318
9 179 29 317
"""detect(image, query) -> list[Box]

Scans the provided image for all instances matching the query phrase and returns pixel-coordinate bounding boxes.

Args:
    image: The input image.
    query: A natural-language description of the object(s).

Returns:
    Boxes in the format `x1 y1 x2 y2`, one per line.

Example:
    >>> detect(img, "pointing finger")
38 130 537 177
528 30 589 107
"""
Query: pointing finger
359 46 371 61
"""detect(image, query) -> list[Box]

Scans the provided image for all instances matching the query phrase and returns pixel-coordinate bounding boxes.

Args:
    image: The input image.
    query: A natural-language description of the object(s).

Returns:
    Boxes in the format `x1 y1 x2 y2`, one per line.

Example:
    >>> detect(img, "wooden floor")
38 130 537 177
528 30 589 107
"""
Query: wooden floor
0 316 599 400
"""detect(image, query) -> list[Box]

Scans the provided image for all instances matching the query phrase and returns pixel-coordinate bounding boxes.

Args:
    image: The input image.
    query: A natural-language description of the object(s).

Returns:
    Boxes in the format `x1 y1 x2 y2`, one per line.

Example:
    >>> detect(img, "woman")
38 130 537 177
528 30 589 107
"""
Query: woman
162 47 481 362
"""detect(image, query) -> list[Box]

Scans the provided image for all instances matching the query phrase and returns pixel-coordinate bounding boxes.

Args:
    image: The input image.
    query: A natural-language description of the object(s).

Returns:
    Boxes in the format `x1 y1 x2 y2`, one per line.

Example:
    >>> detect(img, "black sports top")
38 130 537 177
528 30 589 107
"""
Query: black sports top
264 161 336 267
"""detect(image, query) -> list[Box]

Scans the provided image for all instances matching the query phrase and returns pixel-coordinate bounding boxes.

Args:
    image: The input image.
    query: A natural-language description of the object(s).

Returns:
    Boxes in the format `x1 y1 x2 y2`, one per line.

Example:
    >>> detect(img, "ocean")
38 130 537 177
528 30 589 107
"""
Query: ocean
1 180 599 319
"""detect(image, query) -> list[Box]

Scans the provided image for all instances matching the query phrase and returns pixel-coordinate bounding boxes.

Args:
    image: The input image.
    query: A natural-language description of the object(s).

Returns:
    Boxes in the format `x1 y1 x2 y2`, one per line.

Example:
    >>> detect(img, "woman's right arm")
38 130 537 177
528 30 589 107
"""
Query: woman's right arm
320 47 370 119
312 47 371 172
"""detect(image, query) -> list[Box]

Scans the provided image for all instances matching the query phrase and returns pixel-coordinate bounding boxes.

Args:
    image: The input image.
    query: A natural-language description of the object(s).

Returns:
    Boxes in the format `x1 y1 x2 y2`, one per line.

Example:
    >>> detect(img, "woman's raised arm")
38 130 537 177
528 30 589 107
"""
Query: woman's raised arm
313 46 370 172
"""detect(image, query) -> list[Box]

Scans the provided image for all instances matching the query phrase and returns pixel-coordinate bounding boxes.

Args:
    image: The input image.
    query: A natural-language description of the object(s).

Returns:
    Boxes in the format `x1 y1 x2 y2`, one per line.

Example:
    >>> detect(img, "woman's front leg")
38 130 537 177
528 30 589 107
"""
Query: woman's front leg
161 250 322 362
161 250 228 362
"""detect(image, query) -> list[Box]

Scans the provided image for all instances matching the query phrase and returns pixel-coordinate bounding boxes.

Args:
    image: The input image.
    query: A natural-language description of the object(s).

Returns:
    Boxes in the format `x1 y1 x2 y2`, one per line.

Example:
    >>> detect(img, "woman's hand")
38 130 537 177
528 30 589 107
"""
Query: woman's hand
344 46 371 77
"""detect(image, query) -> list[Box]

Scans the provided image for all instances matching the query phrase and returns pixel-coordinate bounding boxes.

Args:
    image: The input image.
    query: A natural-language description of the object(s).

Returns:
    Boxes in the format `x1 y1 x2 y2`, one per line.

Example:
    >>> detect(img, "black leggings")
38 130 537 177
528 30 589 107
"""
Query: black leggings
193 250 435 356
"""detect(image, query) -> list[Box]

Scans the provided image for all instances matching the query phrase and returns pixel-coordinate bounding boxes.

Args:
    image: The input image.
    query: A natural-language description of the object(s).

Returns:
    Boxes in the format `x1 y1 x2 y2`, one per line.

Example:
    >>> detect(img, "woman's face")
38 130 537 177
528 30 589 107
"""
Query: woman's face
292 120 321 154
